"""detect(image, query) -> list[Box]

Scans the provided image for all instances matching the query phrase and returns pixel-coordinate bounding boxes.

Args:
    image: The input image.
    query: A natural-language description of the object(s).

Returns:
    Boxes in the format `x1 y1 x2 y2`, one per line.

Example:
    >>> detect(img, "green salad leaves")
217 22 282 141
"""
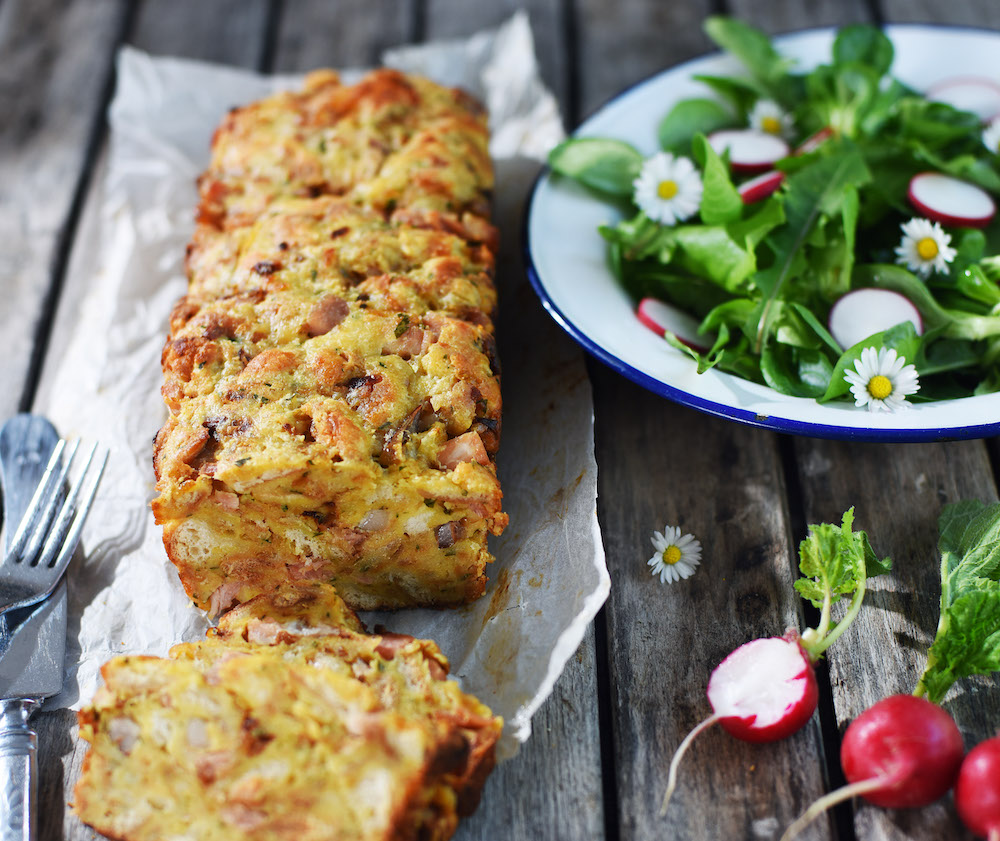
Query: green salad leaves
915 499 1000 703
547 17 1000 403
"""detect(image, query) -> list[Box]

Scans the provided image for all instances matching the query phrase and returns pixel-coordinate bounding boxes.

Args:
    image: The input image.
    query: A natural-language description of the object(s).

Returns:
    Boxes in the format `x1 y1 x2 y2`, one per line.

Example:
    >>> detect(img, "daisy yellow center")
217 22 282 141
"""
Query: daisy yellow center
662 545 682 565
917 237 939 260
761 115 782 135
867 374 893 400
657 179 679 199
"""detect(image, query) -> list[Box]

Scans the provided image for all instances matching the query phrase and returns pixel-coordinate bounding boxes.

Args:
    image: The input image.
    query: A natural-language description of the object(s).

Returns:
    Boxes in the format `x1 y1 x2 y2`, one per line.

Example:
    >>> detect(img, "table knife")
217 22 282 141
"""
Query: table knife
0 416 67 841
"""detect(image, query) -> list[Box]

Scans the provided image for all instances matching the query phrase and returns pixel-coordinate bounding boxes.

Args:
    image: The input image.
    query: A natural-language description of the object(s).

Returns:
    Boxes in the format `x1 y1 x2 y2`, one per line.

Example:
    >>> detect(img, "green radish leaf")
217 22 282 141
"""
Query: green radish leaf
703 16 793 102
548 137 644 197
915 500 1000 704
692 73 764 114
796 508 891 659
761 344 832 398
659 99 734 151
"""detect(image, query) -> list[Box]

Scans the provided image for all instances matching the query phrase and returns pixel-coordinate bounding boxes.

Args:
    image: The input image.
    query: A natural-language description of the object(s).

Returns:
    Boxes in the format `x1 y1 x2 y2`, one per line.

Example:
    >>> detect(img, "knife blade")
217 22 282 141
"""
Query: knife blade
0 415 68 841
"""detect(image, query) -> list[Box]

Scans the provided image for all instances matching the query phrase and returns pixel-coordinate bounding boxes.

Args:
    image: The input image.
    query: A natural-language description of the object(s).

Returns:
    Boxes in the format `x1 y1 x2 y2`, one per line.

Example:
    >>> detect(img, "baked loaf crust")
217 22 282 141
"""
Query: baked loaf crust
152 69 506 612
74 582 503 841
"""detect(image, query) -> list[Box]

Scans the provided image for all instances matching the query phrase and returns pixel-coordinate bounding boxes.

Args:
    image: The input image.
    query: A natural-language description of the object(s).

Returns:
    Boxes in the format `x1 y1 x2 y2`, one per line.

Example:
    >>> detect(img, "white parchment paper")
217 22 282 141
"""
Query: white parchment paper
34 12 608 755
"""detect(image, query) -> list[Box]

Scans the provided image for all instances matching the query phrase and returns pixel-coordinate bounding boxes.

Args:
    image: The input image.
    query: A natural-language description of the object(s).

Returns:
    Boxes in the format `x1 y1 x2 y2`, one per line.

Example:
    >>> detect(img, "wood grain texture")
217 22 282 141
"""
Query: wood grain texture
878 0 1000 27
129 0 272 66
423 0 569 116
271 0 416 72
591 373 834 841
726 0 873 33
0 0 125 423
793 438 1000 841
573 0 718 120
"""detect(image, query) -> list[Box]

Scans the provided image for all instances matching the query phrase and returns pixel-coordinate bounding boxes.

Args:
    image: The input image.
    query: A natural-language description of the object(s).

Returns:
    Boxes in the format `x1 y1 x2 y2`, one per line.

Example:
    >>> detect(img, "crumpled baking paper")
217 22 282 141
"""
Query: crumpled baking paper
34 11 608 755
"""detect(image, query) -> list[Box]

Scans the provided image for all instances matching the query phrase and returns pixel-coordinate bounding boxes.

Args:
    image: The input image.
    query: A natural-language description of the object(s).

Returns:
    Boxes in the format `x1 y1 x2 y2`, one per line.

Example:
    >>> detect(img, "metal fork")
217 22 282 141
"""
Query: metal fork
0 435 108 615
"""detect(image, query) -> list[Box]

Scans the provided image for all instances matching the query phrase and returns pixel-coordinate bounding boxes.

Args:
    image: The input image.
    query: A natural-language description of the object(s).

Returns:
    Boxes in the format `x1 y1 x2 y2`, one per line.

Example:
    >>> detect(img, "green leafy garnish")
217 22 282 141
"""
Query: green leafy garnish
914 499 1000 703
796 508 891 659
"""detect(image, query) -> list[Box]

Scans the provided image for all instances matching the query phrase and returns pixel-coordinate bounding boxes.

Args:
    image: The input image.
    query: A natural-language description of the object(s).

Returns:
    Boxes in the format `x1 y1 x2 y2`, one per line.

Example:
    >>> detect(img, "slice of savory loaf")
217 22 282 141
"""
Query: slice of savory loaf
152 69 506 613
74 582 503 841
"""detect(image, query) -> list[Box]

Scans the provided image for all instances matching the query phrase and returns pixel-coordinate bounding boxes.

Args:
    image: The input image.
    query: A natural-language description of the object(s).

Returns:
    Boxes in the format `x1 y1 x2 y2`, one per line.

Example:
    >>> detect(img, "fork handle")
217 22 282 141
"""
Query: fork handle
0 699 39 841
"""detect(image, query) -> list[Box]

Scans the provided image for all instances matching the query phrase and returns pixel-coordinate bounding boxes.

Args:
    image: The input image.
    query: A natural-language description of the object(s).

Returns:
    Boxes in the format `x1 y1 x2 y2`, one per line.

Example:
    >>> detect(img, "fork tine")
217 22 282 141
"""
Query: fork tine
35 444 107 577
5 438 70 561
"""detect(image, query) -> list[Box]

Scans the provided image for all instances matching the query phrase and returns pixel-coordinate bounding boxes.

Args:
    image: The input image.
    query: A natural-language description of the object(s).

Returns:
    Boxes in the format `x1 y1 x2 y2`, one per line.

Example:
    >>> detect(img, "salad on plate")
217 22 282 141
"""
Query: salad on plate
548 18 1000 411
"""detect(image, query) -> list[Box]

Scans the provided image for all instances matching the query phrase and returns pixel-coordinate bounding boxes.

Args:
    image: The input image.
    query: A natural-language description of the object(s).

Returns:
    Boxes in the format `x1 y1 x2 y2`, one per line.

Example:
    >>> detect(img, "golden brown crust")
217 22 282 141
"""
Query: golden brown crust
153 70 505 613
73 583 502 841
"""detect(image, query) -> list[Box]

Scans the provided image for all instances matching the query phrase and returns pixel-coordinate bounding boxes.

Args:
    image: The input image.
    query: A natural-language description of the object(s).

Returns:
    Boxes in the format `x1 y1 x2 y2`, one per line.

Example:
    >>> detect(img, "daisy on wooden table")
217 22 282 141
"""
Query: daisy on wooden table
843 346 920 413
648 525 702 584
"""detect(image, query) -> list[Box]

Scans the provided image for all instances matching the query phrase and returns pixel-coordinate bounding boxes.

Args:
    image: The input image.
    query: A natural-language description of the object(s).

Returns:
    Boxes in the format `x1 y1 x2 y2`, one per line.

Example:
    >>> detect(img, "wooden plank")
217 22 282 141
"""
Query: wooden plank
878 0 1000 28
270 0 416 71
460 626 605 841
573 0 718 120
590 372 834 841
423 0 569 117
0 0 126 422
129 0 272 67
726 0 873 33
794 438 1000 841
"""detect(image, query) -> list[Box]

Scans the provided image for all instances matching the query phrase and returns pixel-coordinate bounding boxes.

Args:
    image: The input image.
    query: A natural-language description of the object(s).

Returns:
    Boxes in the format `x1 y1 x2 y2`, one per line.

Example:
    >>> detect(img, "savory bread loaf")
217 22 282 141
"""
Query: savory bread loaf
151 69 506 613
74 582 503 841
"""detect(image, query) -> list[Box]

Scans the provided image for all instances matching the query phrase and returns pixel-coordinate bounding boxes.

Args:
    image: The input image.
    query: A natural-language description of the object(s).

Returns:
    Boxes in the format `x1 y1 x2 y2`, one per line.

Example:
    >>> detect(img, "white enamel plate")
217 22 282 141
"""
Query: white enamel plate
525 26 1000 441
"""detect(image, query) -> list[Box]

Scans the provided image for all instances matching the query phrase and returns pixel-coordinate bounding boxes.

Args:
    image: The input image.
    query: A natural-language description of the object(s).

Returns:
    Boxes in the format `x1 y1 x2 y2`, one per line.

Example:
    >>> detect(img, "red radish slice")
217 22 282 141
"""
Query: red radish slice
706 635 818 743
637 297 713 352
738 170 784 203
927 76 1000 121
908 171 997 228
707 129 790 173
794 126 835 155
828 289 923 351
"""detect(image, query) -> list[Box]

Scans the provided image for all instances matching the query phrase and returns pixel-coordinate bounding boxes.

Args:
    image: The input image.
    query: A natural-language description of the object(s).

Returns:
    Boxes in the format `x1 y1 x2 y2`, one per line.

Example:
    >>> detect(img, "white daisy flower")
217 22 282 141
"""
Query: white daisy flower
843 346 920 413
894 217 957 278
647 525 702 584
748 99 794 138
633 152 703 226
983 117 1000 154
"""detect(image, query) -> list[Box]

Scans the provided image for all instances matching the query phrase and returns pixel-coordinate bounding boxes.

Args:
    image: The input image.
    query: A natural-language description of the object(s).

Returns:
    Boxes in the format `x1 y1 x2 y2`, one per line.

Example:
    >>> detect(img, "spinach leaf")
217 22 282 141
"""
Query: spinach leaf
659 99 734 152
832 24 894 76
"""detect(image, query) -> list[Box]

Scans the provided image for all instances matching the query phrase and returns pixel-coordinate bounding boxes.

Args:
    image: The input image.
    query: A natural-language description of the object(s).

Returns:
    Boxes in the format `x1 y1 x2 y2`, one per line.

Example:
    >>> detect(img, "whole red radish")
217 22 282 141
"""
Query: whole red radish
840 694 964 808
955 736 1000 841
707 634 818 743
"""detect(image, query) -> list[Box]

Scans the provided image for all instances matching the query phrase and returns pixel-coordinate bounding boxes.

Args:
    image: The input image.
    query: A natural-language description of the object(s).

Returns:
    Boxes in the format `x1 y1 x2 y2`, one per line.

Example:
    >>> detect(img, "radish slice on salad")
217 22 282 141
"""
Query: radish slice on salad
637 297 712 352
908 172 996 228
794 126 835 155
828 289 923 350
927 76 1000 121
738 170 784 203
707 129 790 173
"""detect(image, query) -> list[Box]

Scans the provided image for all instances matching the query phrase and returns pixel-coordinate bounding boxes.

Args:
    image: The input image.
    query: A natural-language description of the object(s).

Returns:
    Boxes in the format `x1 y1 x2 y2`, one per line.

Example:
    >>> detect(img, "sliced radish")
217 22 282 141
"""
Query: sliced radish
707 129 790 173
927 76 1000 122
794 126 835 155
738 170 784 204
706 635 819 743
828 289 923 351
908 172 997 228
637 297 713 352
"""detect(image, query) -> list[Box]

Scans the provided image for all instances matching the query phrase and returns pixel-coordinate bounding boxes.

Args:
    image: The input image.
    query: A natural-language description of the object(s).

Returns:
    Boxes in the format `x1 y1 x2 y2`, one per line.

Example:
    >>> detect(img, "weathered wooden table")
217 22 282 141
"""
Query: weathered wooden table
4 1 1000 839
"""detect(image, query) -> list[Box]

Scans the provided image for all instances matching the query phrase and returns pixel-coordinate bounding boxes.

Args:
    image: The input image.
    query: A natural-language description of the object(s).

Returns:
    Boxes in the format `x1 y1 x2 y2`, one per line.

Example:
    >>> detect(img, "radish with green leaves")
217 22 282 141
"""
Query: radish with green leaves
660 509 890 815
827 288 923 350
956 736 1000 841
927 76 1000 122
637 297 713 352
782 498 1000 840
